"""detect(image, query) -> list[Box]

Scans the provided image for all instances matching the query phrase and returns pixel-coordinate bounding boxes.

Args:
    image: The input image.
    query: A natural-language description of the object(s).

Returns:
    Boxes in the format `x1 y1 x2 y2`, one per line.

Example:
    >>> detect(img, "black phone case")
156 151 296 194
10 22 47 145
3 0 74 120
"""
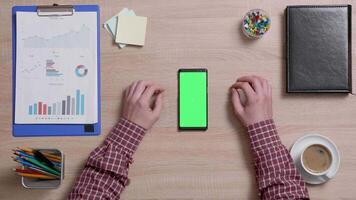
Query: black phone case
178 68 208 131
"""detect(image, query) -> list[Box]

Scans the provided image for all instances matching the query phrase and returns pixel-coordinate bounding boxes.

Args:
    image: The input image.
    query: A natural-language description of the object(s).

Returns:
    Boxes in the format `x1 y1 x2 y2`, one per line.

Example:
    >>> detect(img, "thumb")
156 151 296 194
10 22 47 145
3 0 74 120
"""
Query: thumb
153 92 164 117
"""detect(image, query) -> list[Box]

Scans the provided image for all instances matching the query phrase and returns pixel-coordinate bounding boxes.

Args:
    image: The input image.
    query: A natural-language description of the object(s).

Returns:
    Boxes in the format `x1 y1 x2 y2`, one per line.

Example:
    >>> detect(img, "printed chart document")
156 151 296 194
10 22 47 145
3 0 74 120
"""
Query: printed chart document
15 12 98 124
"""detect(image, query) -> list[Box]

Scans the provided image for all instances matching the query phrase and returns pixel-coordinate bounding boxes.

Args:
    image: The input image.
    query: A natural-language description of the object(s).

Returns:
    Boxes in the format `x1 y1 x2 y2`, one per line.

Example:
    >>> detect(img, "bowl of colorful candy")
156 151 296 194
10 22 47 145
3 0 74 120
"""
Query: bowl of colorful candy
242 9 271 39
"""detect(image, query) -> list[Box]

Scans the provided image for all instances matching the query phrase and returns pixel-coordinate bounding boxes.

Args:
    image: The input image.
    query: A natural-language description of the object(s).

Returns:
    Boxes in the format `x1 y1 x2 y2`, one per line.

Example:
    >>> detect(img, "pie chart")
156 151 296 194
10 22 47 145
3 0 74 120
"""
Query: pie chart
75 65 88 77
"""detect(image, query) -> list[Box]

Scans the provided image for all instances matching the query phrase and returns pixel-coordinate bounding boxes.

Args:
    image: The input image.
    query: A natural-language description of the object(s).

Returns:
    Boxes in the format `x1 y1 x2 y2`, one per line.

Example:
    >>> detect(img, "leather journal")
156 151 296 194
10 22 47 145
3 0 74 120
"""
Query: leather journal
286 5 352 93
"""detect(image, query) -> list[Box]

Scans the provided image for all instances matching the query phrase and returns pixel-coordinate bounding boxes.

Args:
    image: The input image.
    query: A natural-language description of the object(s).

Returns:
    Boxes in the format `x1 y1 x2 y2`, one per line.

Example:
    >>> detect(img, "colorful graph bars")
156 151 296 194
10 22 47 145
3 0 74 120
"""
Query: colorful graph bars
28 90 85 116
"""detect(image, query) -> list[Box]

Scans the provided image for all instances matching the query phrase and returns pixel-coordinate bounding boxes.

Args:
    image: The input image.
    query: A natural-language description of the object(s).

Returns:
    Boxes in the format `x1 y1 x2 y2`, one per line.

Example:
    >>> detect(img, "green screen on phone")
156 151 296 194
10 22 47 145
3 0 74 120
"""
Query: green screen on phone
179 70 207 129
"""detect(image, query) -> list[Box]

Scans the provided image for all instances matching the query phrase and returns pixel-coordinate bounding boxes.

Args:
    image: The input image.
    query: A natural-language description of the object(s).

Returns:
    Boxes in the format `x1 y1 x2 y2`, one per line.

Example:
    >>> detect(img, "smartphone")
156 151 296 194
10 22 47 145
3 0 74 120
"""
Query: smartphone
178 68 208 130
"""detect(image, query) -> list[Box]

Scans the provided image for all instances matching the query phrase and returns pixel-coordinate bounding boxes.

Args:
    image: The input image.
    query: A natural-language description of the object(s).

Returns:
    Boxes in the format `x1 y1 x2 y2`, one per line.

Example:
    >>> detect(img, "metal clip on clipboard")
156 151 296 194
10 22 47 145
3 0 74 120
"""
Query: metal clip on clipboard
37 4 74 16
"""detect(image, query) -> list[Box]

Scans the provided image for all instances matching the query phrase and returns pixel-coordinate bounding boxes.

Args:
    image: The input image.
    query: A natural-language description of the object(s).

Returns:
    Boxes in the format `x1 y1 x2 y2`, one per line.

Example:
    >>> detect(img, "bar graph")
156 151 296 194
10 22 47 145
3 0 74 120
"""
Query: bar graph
28 89 85 116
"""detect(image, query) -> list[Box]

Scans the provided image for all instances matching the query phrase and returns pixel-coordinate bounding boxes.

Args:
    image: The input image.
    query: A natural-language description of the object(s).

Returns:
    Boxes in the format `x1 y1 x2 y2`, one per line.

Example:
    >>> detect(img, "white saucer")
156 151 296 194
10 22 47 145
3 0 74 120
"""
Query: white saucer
290 134 340 184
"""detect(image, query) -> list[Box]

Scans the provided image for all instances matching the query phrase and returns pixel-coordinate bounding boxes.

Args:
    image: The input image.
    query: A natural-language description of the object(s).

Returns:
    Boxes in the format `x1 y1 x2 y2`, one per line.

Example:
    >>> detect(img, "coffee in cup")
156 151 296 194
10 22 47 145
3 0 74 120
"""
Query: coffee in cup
301 144 332 175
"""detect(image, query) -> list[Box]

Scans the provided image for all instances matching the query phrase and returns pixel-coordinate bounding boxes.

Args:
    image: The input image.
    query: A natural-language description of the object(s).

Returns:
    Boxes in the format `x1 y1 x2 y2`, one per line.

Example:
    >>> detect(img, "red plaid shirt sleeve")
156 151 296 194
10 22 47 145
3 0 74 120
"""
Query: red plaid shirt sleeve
68 118 146 200
247 119 309 200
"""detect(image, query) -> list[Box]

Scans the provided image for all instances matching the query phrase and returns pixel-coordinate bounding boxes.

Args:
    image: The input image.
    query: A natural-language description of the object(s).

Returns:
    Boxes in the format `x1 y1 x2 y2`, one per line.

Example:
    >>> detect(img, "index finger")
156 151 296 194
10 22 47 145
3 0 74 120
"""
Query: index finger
132 80 153 101
237 76 263 93
231 82 255 101
140 85 164 103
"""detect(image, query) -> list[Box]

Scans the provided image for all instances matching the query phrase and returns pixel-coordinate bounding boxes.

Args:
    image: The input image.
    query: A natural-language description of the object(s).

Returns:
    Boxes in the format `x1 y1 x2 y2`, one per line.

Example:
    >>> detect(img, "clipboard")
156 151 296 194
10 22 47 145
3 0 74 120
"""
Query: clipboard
12 4 101 137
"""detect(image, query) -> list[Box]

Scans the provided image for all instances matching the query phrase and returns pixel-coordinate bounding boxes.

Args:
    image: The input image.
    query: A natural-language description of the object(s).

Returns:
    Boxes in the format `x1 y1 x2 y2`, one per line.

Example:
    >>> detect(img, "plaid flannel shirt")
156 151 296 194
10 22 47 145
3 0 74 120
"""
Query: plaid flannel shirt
68 118 309 200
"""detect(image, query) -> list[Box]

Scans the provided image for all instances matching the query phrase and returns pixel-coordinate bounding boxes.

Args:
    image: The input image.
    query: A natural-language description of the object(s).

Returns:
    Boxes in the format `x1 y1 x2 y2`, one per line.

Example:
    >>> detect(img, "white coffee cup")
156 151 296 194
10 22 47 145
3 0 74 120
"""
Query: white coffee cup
299 143 333 177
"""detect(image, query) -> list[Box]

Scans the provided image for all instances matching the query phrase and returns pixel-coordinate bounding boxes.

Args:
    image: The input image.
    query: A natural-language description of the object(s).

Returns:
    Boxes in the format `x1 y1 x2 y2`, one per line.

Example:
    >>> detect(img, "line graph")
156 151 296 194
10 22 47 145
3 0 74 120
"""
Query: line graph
21 64 41 74
23 25 91 49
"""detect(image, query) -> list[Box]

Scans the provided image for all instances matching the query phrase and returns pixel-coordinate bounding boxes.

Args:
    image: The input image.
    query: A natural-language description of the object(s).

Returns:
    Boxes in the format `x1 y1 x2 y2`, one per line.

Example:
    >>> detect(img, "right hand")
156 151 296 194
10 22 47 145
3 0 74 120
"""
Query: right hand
122 80 164 130
230 75 273 127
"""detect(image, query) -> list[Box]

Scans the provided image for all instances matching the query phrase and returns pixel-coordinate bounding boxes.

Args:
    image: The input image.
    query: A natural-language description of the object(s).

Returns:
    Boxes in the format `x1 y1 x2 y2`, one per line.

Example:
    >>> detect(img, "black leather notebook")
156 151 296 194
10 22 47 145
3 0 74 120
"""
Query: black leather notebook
286 5 352 93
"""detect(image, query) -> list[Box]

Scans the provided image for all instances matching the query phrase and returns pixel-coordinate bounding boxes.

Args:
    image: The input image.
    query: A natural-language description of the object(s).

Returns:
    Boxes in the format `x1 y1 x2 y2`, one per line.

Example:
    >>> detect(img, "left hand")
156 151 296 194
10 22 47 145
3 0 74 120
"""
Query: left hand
230 75 273 127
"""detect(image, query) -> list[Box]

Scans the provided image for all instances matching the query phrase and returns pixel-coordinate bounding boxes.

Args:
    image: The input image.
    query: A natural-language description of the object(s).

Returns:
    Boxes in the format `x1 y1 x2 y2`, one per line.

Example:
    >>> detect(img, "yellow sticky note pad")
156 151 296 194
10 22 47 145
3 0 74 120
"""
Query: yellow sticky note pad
116 15 147 46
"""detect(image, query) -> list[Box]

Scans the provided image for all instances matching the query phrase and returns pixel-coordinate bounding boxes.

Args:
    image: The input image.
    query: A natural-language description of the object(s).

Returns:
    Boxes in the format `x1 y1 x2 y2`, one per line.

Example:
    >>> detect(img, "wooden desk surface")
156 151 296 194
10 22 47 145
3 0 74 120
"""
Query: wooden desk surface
1 0 356 199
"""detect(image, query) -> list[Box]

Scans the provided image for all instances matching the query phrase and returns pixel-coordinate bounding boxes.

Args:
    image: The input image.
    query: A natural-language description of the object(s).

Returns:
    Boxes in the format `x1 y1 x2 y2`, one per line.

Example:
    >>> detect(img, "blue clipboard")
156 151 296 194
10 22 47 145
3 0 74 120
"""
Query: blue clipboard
12 5 101 137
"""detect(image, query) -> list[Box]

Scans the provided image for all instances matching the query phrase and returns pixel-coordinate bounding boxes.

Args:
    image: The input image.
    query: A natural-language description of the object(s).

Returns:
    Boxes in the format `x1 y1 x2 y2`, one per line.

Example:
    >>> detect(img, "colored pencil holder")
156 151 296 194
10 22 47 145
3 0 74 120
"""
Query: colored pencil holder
21 149 65 189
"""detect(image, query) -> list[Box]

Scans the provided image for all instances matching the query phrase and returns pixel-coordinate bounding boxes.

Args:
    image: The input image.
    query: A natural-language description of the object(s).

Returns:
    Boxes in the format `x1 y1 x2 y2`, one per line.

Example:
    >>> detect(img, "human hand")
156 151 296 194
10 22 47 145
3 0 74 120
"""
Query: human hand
230 75 272 127
122 80 164 130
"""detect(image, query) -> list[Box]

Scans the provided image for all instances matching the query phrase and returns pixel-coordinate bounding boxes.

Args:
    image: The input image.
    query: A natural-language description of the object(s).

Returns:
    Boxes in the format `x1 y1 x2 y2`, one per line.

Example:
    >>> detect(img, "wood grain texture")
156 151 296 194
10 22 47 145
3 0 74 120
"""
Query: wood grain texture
1 0 356 199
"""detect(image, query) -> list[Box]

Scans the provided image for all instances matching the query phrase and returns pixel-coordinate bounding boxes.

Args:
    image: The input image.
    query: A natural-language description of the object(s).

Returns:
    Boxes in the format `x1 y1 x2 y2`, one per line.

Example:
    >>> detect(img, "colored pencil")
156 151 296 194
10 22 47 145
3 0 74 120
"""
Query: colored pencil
13 167 60 179
14 152 61 171
16 172 57 179
13 168 42 175
20 156 60 176
13 150 61 169
13 157 39 169
13 150 35 159
14 158 59 178
26 166 60 178
15 148 61 163
14 151 60 169
33 150 55 168
40 153 61 161
13 156 60 177
18 147 61 160
13 168 60 179
36 151 61 161
12 147 63 181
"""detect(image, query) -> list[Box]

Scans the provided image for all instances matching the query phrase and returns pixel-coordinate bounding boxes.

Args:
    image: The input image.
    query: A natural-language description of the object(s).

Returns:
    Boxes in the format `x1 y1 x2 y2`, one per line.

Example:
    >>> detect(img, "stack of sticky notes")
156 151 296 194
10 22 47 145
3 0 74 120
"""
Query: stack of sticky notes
104 8 148 48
